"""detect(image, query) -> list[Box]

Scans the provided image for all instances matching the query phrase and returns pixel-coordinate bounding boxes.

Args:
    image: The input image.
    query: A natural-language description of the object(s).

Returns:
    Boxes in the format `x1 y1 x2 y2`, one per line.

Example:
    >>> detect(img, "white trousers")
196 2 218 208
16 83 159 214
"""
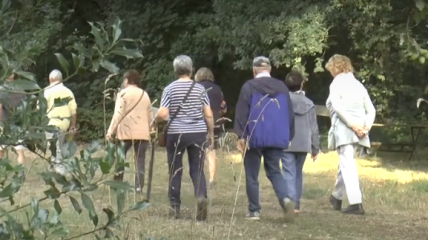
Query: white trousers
332 144 363 205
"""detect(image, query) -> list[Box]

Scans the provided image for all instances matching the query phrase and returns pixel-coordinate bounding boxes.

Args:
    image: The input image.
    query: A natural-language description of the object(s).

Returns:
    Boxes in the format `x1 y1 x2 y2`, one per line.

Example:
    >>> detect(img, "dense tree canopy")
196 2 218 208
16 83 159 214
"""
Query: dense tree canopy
2 0 428 142
0 0 427 238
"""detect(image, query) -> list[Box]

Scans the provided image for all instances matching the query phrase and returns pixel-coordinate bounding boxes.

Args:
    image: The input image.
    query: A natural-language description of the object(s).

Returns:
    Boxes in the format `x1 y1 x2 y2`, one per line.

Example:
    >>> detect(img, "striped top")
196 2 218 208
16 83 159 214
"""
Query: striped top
160 80 210 134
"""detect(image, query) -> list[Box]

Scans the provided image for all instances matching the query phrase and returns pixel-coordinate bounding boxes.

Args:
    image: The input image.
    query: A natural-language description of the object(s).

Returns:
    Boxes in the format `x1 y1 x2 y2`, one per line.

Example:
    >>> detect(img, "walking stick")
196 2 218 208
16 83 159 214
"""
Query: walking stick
146 138 156 201
146 102 159 201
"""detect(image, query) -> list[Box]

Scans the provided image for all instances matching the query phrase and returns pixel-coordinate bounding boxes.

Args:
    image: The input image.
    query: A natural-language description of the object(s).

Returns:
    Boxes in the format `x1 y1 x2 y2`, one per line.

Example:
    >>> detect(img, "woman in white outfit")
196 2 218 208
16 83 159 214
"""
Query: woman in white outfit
325 54 376 215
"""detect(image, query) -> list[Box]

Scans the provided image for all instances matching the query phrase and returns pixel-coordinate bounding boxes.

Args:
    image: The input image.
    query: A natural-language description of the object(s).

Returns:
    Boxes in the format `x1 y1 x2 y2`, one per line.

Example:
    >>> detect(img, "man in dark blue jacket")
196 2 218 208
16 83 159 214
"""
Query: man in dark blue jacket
234 56 295 222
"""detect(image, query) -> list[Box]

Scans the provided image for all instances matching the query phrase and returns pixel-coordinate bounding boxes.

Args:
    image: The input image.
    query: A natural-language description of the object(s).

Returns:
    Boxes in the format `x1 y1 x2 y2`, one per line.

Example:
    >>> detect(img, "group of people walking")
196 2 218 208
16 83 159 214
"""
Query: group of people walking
104 53 375 222
0 53 375 223
106 55 228 221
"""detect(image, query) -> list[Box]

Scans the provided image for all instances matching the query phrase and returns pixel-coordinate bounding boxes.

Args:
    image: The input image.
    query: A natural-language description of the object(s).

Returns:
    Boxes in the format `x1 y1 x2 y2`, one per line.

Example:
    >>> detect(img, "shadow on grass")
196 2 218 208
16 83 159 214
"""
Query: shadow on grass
362 151 428 174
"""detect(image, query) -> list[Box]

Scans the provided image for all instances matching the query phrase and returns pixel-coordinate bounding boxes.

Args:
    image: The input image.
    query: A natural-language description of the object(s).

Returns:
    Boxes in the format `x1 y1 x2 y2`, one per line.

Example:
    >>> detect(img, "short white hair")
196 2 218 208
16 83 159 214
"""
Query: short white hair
49 69 63 82
173 55 193 76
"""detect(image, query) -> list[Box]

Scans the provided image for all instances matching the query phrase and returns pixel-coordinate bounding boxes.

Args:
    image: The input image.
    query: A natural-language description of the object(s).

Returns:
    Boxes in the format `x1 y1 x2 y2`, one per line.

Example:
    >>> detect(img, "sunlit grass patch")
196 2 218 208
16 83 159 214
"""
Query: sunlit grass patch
3 147 428 240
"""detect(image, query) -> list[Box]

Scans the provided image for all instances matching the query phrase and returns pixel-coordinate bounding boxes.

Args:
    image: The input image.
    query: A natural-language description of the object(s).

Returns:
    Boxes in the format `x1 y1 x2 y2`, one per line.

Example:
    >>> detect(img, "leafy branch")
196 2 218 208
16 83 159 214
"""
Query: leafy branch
0 18 147 239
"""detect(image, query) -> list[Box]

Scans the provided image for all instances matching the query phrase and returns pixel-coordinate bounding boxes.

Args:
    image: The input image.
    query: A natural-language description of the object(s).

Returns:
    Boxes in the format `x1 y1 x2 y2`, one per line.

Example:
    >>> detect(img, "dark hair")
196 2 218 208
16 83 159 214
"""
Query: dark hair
124 69 141 85
285 70 305 92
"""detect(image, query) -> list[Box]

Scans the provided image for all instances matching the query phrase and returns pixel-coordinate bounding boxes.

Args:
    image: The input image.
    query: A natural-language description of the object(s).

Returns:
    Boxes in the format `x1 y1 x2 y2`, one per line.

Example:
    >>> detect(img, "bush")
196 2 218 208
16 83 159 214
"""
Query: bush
0 18 153 239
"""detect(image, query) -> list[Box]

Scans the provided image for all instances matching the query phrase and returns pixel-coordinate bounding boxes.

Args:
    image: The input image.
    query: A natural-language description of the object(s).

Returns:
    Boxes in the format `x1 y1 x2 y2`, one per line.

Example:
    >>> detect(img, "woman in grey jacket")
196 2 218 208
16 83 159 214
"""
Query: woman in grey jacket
325 54 376 215
282 71 320 214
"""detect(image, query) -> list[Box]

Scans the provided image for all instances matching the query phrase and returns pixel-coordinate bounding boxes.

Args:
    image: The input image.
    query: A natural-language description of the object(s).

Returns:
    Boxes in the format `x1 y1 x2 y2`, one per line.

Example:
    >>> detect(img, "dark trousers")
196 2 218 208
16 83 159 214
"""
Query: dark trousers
281 152 307 210
166 132 207 206
244 148 288 212
116 140 149 189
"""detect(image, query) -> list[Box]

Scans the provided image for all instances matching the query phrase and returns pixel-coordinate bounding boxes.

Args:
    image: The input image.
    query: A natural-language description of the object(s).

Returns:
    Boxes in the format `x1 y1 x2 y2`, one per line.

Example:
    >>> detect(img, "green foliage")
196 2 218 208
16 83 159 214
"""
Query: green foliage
0 9 147 237
0 0 427 142
0 141 151 239
97 0 428 143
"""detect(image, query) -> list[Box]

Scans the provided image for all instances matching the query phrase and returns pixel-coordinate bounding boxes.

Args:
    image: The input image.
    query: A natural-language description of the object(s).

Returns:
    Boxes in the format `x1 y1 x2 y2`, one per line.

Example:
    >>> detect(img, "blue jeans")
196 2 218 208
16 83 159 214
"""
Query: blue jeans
281 152 307 210
244 148 288 212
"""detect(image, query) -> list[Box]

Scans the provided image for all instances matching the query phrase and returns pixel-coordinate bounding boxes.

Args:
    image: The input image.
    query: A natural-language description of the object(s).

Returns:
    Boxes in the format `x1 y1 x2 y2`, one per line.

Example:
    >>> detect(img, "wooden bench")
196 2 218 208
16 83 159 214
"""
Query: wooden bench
371 123 426 160
315 105 427 160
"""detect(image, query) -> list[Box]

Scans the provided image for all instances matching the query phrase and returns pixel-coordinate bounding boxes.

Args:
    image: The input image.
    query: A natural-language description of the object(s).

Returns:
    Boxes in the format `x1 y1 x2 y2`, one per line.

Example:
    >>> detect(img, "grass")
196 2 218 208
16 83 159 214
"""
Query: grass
2 146 428 239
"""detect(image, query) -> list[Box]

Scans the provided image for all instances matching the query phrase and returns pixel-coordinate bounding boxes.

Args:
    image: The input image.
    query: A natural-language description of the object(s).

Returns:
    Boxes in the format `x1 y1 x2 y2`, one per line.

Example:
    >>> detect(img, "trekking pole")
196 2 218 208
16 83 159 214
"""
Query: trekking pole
146 137 156 201
146 100 159 201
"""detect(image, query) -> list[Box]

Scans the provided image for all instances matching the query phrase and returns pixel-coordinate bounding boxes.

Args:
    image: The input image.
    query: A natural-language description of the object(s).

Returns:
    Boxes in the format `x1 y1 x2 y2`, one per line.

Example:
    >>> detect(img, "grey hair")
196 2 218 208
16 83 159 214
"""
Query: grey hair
49 69 63 82
252 56 270 65
173 55 193 77
252 56 272 74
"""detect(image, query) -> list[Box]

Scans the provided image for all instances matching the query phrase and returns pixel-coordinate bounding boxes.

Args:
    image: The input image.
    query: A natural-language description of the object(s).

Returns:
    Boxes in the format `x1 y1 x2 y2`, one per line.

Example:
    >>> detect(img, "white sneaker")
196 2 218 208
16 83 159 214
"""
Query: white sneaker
53 164 67 176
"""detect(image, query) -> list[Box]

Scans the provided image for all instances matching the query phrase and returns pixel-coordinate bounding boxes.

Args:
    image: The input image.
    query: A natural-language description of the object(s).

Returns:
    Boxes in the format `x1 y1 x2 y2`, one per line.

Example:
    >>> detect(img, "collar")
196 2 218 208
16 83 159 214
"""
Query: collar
255 72 271 78
292 90 305 95
334 72 354 80
49 82 63 87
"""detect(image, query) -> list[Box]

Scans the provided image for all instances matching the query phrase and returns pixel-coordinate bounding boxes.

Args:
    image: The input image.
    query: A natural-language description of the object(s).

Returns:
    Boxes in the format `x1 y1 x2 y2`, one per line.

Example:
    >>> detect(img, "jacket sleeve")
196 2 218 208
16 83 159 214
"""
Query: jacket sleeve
147 94 154 127
287 91 295 140
363 89 376 129
233 83 251 138
309 107 320 155
107 90 126 135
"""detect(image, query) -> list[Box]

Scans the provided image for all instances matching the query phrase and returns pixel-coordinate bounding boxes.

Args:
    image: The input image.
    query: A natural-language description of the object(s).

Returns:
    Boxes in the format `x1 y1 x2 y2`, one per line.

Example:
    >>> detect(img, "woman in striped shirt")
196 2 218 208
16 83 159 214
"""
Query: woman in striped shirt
157 55 214 221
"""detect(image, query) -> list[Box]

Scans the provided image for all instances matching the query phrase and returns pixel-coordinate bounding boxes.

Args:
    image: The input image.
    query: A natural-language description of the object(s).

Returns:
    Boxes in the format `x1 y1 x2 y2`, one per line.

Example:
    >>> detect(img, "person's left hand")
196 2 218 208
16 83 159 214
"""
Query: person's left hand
357 126 370 138
237 139 246 152
209 136 214 150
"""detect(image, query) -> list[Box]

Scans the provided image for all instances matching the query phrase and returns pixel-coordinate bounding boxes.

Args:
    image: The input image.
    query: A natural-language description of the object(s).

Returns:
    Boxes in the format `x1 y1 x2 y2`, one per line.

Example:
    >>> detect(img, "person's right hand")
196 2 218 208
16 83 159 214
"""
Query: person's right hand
311 153 319 162
106 132 113 141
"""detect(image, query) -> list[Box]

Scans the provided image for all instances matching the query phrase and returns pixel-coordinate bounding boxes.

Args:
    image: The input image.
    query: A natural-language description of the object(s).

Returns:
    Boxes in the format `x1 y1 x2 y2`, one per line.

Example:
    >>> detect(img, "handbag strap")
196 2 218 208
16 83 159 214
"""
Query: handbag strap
165 81 196 130
116 89 145 126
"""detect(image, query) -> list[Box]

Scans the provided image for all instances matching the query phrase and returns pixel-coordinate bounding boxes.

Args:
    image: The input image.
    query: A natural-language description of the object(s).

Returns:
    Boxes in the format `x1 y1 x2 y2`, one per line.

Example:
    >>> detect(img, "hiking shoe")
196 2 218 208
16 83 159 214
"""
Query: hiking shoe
196 198 208 221
329 194 342 211
279 198 296 222
169 205 180 219
113 172 124 181
20 174 26 182
342 204 365 215
245 211 260 220
53 164 67 176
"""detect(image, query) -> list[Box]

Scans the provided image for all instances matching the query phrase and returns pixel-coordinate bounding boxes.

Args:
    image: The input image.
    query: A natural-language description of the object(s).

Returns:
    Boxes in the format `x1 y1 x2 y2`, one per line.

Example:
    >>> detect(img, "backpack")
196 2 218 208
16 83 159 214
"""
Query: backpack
246 91 292 149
